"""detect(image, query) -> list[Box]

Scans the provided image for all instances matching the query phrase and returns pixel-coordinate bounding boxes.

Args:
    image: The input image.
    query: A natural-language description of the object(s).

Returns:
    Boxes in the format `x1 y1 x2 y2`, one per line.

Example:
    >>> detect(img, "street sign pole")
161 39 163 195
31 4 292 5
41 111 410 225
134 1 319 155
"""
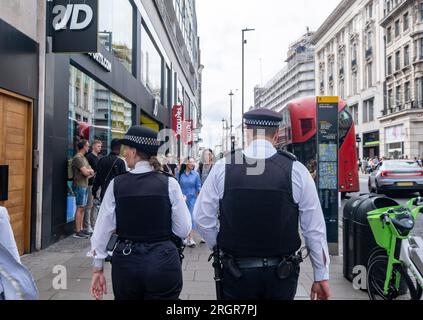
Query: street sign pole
317 96 340 256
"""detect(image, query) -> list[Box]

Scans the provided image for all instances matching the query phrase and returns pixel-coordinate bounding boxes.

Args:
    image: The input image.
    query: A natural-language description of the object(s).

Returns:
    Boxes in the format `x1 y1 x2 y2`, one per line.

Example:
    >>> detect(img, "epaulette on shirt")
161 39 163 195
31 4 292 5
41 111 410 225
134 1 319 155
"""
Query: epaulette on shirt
277 149 297 161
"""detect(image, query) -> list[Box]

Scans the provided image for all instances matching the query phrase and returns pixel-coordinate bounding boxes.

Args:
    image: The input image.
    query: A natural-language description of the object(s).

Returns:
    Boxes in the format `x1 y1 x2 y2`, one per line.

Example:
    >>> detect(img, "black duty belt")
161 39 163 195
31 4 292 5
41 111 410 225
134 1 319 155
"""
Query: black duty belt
233 257 283 269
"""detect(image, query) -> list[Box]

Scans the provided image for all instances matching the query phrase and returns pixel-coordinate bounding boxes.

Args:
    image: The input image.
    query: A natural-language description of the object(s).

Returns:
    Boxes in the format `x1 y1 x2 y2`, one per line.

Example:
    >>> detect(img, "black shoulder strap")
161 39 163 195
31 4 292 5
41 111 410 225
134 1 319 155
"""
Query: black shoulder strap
277 149 297 161
159 170 176 180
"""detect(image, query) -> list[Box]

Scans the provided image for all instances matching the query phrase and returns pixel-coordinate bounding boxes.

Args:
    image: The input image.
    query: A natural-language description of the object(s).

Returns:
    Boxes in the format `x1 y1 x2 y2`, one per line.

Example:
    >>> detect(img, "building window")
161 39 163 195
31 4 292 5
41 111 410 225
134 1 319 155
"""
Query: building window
387 56 392 74
421 2 423 21
420 39 423 60
350 104 359 125
404 12 409 31
366 2 373 19
339 80 345 99
394 20 400 37
363 99 374 123
352 71 358 95
141 24 163 102
388 89 393 109
396 85 402 107
404 45 410 66
163 64 171 109
417 78 423 107
368 99 374 122
99 0 133 73
352 42 358 62
387 27 392 43
68 65 132 157
405 82 411 102
395 51 401 71
366 62 373 88
363 101 368 123
177 79 184 105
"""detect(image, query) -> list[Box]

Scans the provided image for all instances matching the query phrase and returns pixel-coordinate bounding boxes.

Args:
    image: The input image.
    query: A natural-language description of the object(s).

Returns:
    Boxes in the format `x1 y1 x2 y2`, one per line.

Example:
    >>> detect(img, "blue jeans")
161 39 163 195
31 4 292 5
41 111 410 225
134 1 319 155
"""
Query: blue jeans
73 186 88 207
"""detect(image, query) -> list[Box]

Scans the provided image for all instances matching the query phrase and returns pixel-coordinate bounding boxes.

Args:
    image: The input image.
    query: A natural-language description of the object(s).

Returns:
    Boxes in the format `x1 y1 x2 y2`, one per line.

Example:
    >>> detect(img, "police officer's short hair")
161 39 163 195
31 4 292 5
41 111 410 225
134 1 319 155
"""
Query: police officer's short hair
246 125 279 138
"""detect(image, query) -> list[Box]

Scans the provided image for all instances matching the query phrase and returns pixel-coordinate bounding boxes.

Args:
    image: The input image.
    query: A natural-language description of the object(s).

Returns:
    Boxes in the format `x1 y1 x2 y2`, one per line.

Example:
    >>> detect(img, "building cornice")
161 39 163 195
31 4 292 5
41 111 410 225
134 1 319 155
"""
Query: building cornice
310 0 356 45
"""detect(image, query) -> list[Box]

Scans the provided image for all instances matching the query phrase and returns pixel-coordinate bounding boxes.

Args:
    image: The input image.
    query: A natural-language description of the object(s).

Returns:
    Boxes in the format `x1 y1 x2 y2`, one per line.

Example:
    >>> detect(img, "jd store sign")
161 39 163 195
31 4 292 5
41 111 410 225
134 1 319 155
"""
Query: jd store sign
49 0 98 53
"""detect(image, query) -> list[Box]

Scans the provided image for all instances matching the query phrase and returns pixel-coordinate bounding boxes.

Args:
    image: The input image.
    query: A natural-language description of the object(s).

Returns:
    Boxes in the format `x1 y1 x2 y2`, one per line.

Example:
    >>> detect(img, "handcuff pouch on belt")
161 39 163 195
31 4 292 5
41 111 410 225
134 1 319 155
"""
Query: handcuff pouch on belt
222 250 306 280
276 254 302 280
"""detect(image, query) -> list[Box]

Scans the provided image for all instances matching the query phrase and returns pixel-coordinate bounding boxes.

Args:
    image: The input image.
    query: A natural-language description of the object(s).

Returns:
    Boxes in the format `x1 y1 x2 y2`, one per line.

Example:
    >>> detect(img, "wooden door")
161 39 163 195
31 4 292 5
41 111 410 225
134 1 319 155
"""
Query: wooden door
0 89 33 255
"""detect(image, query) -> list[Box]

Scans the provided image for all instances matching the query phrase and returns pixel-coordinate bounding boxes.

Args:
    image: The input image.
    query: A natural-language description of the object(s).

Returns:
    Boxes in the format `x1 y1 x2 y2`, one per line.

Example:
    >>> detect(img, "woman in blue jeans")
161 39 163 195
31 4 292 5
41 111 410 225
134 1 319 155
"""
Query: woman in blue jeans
177 157 201 247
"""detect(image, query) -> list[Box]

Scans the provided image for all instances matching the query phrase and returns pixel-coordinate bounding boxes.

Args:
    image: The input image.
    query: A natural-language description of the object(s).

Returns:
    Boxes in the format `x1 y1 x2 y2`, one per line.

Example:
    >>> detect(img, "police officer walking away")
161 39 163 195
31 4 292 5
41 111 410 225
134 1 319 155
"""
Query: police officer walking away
194 108 331 300
89 125 192 300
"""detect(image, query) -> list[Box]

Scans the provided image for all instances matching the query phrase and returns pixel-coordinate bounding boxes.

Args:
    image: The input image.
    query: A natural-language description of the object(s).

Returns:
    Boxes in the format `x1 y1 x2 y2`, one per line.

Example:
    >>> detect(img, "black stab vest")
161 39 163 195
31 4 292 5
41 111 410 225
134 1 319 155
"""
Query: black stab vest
217 151 301 257
113 171 173 243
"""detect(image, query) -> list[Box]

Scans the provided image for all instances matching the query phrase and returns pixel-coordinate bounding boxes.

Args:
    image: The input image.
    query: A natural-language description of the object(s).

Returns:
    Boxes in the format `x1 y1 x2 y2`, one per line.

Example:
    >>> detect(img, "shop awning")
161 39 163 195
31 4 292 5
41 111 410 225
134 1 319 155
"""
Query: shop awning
364 141 380 147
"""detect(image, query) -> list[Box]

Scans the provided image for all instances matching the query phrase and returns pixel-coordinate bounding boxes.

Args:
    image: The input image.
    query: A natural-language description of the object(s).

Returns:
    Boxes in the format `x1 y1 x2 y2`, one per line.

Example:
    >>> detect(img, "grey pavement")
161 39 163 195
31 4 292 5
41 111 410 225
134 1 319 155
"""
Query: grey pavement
21 231 367 301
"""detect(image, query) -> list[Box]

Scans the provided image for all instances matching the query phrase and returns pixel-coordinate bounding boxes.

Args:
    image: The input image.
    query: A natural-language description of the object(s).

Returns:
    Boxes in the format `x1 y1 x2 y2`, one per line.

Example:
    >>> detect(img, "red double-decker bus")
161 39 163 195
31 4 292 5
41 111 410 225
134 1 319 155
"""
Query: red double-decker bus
277 96 359 196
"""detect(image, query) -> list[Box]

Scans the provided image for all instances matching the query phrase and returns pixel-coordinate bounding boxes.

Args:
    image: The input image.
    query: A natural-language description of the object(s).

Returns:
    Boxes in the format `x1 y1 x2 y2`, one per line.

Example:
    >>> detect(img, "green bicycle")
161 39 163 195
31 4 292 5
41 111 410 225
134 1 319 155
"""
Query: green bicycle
367 197 423 300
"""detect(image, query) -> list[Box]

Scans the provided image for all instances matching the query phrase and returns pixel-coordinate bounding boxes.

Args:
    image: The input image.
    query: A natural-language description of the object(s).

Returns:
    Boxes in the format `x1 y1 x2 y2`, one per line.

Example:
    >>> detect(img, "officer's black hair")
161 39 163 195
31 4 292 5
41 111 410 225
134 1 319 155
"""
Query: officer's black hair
245 125 279 139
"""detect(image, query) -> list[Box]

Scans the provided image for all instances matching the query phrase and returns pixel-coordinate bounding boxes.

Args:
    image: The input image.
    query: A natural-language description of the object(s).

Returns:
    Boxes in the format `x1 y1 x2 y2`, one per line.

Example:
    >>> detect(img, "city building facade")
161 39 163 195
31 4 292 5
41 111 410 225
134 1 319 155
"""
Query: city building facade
379 0 423 159
254 31 315 113
312 0 386 160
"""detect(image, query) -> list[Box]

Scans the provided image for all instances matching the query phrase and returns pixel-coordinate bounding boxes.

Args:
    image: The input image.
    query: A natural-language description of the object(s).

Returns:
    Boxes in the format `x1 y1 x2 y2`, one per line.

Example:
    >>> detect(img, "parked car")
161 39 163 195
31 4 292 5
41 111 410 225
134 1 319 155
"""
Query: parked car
368 160 423 196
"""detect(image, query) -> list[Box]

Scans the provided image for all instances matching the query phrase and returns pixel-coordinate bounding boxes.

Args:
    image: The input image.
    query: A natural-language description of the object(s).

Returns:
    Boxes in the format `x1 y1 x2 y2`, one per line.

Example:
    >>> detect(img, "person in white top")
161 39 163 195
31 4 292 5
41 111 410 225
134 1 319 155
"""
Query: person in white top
0 207 38 300
194 108 331 300
89 125 191 300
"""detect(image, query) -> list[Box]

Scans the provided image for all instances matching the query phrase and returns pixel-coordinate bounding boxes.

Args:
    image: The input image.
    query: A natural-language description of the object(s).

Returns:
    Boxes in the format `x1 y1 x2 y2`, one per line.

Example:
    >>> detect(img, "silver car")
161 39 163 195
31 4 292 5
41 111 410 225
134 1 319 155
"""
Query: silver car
368 160 423 195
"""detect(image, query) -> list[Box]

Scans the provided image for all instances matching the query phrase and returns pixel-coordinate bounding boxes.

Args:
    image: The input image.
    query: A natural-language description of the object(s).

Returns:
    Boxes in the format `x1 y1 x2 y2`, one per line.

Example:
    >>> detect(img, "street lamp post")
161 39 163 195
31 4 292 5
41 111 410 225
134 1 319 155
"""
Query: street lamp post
229 90 234 151
222 119 225 154
242 27 255 149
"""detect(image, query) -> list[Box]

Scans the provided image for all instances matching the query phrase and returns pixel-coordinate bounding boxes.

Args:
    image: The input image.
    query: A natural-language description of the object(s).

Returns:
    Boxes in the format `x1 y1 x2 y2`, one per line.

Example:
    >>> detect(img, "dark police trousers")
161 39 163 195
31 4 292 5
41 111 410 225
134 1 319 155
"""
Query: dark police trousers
111 240 182 300
221 258 300 300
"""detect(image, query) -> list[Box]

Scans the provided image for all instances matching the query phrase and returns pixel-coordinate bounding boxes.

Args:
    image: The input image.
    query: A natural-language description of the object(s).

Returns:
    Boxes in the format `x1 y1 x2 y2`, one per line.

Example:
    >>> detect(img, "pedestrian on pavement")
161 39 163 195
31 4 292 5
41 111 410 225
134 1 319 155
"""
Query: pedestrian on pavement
72 140 95 239
89 125 191 300
92 139 127 203
177 157 202 248
197 149 215 185
362 158 368 174
194 108 331 300
84 140 102 235
0 206 38 300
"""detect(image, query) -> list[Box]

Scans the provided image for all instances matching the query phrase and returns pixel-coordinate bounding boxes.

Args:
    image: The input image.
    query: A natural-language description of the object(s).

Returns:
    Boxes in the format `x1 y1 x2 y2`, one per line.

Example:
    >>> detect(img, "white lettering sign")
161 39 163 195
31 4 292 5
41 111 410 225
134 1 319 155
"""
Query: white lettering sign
52 4 93 31
88 52 112 72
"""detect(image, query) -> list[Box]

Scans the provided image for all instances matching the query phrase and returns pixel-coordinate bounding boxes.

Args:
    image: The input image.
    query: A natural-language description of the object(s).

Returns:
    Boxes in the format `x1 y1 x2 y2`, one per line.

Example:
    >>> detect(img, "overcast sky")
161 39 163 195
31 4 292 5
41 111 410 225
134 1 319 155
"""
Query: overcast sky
196 0 342 149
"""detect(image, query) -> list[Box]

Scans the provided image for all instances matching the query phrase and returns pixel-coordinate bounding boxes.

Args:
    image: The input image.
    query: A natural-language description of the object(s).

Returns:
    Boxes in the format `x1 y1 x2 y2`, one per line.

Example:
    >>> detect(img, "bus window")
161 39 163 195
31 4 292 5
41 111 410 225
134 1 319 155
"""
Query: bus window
339 108 353 147
292 135 317 172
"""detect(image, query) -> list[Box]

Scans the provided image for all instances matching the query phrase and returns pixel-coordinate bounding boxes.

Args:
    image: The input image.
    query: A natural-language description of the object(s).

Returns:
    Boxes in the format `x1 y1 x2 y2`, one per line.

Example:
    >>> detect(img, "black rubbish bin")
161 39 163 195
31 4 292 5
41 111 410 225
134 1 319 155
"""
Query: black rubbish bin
343 194 399 282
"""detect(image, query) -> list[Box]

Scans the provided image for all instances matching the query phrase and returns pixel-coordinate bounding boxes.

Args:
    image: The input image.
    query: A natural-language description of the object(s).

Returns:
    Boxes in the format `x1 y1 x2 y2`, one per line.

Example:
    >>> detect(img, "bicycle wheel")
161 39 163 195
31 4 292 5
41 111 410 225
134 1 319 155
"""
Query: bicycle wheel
367 254 422 300
396 265 423 300
367 254 391 300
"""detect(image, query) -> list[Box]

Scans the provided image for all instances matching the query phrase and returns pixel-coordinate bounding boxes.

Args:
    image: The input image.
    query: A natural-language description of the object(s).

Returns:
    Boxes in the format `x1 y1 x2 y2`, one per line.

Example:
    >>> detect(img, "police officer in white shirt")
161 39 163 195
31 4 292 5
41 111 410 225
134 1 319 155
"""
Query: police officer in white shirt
194 108 331 300
89 125 192 300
